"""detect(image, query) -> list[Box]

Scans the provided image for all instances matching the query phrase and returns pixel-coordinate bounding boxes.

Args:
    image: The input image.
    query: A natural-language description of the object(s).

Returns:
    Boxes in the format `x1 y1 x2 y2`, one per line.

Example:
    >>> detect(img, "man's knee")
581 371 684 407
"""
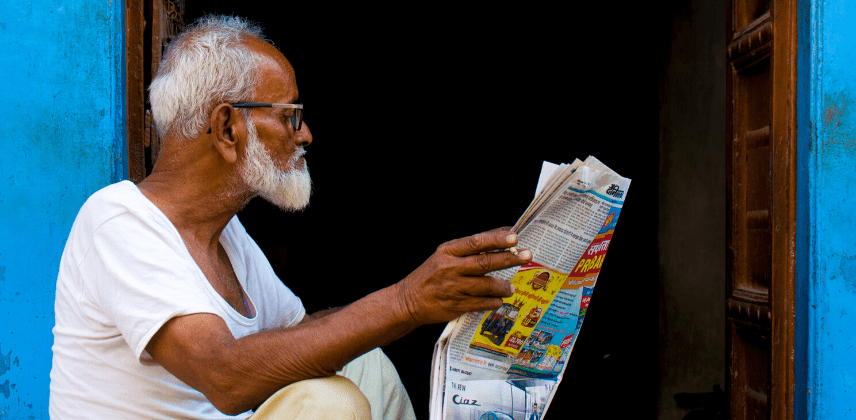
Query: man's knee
252 376 371 420
339 348 416 420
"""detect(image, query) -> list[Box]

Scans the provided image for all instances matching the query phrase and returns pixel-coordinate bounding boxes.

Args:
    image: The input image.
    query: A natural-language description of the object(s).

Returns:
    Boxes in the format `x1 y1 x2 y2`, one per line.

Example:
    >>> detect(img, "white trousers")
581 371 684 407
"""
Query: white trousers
251 348 417 420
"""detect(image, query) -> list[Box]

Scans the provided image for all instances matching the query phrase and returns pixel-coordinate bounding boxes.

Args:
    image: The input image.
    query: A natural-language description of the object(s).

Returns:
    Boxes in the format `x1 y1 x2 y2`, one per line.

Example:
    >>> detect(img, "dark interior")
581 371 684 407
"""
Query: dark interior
182 4 659 418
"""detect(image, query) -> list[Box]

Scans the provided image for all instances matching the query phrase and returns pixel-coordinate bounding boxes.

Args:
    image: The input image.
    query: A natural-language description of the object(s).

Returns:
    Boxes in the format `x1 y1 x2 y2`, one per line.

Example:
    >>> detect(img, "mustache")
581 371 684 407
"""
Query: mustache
289 147 306 163
287 147 306 170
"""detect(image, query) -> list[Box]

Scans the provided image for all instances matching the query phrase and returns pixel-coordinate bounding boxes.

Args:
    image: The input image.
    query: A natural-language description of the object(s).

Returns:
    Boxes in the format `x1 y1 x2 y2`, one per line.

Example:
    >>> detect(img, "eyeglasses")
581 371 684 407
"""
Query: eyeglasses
233 103 304 131
206 102 304 134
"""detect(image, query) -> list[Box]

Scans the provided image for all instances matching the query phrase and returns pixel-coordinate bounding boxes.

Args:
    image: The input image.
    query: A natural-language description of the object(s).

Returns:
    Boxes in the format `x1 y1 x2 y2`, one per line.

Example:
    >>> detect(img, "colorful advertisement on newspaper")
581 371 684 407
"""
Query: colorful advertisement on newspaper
468 205 622 379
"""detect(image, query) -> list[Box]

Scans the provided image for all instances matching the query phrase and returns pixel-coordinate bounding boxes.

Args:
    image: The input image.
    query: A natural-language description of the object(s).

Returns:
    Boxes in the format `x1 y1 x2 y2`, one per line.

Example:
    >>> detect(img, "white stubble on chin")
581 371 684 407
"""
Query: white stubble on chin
240 115 312 212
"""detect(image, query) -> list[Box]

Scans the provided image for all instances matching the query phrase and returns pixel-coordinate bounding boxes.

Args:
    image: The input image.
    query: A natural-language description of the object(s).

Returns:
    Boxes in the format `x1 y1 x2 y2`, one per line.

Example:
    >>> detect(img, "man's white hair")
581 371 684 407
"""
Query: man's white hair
149 15 264 140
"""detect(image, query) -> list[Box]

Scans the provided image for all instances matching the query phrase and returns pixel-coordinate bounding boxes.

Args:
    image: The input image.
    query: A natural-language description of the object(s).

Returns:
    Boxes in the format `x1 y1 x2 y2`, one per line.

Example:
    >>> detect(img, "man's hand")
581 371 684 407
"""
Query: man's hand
395 230 532 325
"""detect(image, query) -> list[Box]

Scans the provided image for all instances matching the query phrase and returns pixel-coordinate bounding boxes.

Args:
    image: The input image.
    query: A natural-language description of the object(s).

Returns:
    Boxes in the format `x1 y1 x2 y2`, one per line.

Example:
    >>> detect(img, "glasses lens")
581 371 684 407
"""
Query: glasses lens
292 108 303 131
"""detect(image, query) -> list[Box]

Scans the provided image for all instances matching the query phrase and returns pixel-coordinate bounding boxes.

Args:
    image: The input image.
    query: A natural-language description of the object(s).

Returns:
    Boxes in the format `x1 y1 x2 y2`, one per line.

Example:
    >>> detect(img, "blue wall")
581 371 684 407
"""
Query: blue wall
798 0 856 418
0 1 125 418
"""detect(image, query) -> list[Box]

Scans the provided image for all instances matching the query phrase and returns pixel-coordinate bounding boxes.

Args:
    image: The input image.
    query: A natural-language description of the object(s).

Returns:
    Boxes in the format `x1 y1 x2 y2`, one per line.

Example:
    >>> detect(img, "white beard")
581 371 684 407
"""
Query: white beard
240 115 312 211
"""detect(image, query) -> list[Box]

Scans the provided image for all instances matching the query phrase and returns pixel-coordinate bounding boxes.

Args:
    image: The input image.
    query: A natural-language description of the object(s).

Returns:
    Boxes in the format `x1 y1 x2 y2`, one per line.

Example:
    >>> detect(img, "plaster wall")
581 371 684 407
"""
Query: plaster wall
657 1 726 418
0 1 125 418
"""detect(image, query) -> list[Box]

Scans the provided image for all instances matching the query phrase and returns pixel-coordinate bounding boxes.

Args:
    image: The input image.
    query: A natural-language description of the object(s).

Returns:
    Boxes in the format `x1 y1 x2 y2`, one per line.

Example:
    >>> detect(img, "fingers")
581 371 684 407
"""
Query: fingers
441 231 519 257
441 277 514 316
462 276 515 298
401 230 533 324
458 247 532 275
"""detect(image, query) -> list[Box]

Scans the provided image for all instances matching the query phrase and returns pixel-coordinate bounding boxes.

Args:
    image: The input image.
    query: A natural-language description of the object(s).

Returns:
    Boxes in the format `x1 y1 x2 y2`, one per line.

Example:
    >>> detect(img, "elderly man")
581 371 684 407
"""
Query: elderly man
49 15 530 420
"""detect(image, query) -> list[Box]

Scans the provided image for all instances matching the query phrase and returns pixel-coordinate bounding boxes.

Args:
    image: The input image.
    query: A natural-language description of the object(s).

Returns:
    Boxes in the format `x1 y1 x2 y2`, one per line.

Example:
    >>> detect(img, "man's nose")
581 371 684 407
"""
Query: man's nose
295 122 312 147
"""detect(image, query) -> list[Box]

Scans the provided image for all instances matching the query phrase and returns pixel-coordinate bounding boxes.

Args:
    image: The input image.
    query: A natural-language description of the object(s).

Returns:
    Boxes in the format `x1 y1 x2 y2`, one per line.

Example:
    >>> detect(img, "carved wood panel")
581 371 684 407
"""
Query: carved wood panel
726 0 796 419
126 0 184 179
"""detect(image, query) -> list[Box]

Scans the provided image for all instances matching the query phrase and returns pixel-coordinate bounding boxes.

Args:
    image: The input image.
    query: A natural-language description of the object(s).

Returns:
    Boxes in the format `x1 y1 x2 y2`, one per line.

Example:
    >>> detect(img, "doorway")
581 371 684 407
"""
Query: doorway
129 3 661 418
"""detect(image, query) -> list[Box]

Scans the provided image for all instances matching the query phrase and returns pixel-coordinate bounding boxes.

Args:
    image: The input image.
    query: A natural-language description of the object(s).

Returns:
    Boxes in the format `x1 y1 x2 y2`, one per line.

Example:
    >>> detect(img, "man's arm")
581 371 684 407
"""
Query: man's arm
145 230 530 415
300 226 516 325
300 306 345 323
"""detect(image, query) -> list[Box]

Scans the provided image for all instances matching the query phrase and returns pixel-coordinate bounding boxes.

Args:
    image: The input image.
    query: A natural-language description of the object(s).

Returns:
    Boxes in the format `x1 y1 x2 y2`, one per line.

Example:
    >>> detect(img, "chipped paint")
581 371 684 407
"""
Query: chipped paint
0 345 11 376
821 91 856 153
800 0 856 418
0 0 126 417
0 380 9 399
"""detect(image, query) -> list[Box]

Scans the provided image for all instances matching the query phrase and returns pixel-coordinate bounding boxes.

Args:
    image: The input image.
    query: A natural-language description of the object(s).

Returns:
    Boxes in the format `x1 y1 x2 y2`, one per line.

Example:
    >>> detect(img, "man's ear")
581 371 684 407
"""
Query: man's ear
209 104 245 164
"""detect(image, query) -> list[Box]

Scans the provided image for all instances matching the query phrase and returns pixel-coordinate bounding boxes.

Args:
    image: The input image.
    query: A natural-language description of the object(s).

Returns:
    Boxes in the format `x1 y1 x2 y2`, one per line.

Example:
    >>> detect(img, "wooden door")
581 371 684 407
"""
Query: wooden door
126 0 185 182
725 0 797 418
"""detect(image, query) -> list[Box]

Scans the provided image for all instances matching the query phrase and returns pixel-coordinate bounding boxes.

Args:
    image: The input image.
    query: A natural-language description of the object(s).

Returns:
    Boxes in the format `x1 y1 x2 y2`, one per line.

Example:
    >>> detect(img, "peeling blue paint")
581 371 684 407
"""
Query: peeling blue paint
0 0 126 418
821 92 856 148
842 256 856 291
0 345 11 376
800 0 856 418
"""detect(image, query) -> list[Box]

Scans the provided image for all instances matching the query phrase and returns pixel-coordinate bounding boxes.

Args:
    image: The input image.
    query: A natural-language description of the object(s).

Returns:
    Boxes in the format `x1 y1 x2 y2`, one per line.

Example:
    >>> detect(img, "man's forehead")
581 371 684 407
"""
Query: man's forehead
246 36 298 101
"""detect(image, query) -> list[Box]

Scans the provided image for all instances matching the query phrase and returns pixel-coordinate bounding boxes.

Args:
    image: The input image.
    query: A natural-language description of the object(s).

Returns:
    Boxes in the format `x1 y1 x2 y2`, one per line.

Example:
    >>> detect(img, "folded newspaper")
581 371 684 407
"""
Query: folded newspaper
429 156 630 420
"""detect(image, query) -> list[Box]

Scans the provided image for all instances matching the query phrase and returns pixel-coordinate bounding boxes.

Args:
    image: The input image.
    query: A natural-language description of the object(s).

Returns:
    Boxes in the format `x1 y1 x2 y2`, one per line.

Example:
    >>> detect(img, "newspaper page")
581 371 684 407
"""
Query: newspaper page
430 156 630 420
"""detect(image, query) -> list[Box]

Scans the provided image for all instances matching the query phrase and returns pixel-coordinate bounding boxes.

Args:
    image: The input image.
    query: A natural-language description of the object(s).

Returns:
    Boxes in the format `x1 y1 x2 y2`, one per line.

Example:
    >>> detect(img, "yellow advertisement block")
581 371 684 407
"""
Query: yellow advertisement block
469 263 566 358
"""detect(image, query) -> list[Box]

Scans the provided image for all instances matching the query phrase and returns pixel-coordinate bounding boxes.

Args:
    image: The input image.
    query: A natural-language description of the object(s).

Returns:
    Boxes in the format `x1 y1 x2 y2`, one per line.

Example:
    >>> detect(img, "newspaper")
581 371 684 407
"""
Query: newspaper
429 156 630 420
